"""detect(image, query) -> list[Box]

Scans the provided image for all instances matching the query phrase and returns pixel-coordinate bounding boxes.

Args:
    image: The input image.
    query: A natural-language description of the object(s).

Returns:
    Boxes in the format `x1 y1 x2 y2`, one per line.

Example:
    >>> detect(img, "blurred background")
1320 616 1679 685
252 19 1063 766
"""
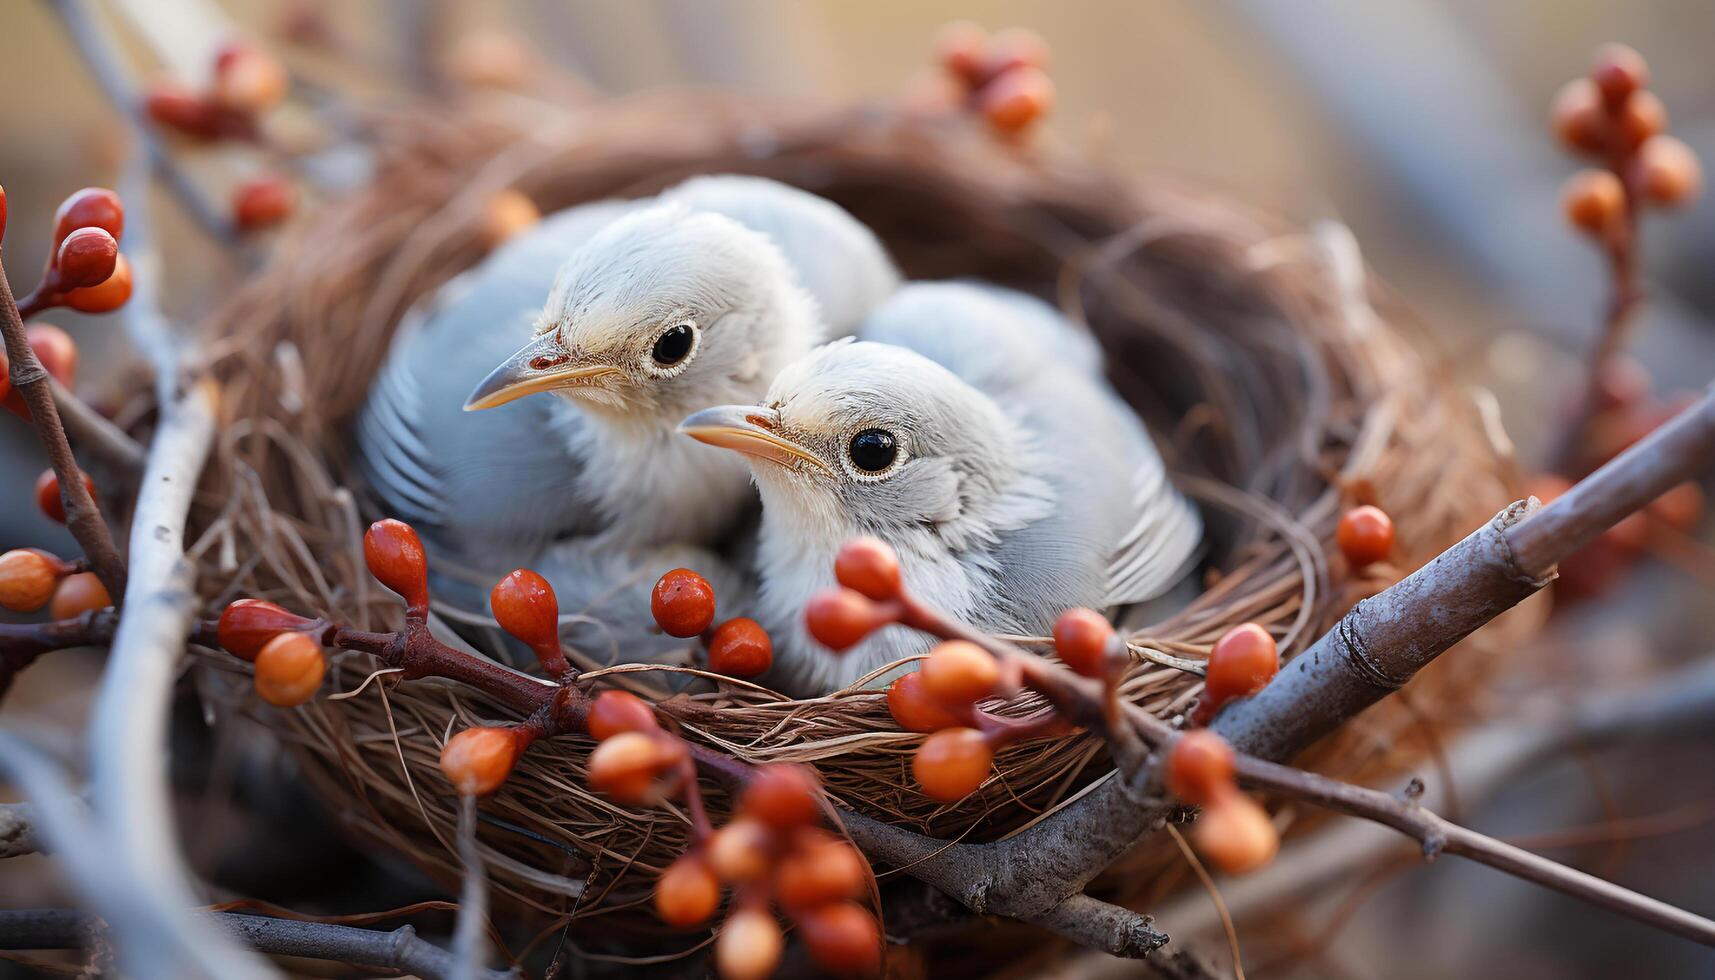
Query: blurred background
2 2 1713 978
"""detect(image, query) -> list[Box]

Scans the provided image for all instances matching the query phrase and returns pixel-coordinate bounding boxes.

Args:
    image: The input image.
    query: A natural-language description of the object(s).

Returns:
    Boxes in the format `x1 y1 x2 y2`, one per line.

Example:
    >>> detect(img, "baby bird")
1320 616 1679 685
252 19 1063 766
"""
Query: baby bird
681 282 1202 694
358 176 898 566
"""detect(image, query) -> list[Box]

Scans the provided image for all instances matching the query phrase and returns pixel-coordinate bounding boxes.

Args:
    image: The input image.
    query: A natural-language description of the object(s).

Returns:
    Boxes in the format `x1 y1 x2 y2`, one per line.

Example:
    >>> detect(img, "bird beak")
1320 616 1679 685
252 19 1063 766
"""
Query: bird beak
679 405 831 474
463 333 622 411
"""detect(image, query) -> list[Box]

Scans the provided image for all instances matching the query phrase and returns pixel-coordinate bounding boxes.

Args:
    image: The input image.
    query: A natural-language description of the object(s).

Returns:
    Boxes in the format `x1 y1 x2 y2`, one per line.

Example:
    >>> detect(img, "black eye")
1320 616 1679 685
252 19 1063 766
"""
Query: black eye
651 323 695 366
847 429 898 473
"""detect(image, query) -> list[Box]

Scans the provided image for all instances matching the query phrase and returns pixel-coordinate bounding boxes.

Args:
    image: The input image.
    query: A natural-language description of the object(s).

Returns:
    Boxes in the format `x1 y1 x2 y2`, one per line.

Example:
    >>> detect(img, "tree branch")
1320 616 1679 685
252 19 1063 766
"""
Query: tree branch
0 909 516 980
48 373 145 475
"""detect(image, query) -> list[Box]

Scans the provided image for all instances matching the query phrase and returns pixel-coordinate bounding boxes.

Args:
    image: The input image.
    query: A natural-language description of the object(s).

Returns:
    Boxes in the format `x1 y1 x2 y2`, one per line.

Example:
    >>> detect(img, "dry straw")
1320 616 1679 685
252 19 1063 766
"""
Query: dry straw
179 91 1531 918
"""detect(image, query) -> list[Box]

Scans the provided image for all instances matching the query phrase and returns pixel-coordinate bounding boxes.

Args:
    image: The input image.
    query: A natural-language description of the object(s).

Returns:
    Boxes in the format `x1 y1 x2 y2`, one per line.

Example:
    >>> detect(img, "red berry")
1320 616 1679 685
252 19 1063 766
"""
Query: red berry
53 228 119 290
1336 504 1395 568
834 536 903 600
707 818 774 884
232 175 295 231
1549 78 1608 156
775 837 867 909
741 764 820 830
1204 623 1278 706
586 689 659 741
978 65 1054 133
797 902 882 976
52 187 124 247
212 41 289 113
1633 135 1703 207
253 632 326 707
63 253 132 313
912 727 993 802
920 640 1000 709
588 731 681 803
716 908 783 980
1590 42 1648 111
27 324 78 386
651 568 716 638
1192 789 1278 874
708 617 773 678
886 670 962 733
804 589 893 652
490 568 560 646
1561 170 1625 236
1052 607 1115 678
1166 730 1236 806
1617 89 1668 151
439 725 525 796
34 468 96 524
0 549 61 613
218 598 316 661
981 27 1049 80
144 82 228 140
49 572 111 620
655 852 721 927
934 20 989 87
364 518 429 611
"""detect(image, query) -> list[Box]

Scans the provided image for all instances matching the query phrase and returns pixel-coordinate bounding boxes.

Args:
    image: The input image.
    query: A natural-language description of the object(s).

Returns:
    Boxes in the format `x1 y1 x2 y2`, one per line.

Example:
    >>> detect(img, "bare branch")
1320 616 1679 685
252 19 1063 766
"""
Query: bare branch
47 373 145 475
0 909 516 980
1028 893 1169 959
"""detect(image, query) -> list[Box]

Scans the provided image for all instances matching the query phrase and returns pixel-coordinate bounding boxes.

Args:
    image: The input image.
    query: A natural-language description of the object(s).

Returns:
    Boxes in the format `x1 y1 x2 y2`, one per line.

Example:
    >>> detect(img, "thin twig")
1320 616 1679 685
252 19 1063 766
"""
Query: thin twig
0 909 515 980
0 259 128 599
47 373 145 474
451 794 491 980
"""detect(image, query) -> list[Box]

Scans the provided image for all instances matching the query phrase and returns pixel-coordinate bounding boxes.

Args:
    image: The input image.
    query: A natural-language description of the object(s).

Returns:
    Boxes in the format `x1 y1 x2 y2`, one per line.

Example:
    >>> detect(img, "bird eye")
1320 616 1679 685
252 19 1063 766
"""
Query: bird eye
651 321 696 368
847 429 899 474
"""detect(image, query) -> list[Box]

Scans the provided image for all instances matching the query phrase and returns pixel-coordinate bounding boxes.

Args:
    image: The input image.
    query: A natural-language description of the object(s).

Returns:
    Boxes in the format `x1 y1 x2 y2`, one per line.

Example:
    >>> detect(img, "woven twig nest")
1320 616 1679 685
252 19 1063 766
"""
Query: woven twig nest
186 91 1526 920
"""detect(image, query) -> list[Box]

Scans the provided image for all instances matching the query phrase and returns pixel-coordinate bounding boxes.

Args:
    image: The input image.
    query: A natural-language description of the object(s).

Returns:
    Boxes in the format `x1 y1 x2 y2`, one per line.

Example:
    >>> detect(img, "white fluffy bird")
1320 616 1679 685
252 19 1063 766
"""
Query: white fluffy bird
357 176 898 565
681 282 1202 694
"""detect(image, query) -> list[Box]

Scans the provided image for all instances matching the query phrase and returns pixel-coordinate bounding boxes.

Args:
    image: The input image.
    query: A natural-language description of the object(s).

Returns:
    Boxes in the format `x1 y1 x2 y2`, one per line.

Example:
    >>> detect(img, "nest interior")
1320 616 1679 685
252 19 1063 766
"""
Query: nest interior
185 91 1525 919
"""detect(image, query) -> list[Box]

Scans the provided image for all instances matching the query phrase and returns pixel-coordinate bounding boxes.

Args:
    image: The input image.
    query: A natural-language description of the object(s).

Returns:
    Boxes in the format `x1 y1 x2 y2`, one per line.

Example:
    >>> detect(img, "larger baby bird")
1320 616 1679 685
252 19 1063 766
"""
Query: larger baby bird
682 282 1202 694
358 176 898 568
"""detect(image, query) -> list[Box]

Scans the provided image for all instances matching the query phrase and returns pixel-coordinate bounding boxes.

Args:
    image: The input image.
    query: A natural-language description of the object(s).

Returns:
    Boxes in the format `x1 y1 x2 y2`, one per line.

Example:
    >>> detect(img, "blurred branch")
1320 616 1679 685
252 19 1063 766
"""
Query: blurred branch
0 909 515 980
48 374 146 474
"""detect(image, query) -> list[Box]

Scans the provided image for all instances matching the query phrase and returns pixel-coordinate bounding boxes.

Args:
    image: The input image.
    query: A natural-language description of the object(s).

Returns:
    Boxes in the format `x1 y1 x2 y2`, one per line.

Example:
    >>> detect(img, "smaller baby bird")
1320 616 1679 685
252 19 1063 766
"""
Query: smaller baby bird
680 283 1202 694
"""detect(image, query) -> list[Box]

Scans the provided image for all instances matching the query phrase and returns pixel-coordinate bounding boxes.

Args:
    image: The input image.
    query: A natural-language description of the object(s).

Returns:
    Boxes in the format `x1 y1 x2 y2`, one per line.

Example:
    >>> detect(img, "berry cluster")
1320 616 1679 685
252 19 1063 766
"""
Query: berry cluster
932 22 1054 134
1165 731 1279 873
2 187 133 325
1553 43 1701 237
650 568 776 679
0 549 104 618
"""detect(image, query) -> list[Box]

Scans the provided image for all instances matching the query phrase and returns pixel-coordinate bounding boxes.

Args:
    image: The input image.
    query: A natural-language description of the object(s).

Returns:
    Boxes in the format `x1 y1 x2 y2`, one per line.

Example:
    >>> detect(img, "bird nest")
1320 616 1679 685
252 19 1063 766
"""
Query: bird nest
183 91 1525 919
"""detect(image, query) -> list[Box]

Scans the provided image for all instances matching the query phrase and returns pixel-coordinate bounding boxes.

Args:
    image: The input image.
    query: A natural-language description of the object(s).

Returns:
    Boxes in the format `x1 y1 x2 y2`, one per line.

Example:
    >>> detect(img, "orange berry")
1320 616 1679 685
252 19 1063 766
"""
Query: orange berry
834 536 903 601
708 617 773 678
49 572 111 620
1633 135 1702 207
716 908 783 980
1550 78 1608 156
1561 170 1625 236
912 727 993 802
1053 607 1115 678
232 175 295 231
1617 89 1667 151
1590 42 1648 111
439 725 525 796
804 589 892 652
588 731 676 803
252 631 326 707
144 82 227 140
651 567 716 638
741 763 820 830
27 324 78 386
934 20 989 87
707 818 774 884
1648 481 1704 533
978 65 1054 133
981 27 1049 80
1204 623 1278 705
1192 789 1279 874
797 901 882 976
775 837 867 909
655 852 721 927
1166 730 1236 805
218 598 316 661
490 568 560 647
1336 504 1395 568
886 670 962 733
63 252 132 313
0 549 61 612
479 189 540 249
212 41 289 113
919 640 1000 709
52 187 124 246
586 689 659 741
364 518 429 611
34 468 95 525
54 227 119 289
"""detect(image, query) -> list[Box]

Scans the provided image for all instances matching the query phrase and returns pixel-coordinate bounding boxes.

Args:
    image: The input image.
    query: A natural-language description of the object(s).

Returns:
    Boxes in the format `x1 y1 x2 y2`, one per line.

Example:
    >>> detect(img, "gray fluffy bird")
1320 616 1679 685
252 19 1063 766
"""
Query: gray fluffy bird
681 282 1202 694
358 175 898 565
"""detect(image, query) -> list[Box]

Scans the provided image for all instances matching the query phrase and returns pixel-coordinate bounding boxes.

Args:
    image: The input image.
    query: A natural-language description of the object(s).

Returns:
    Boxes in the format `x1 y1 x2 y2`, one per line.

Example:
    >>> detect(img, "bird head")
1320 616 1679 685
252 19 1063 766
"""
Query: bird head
680 340 1028 553
463 203 816 423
